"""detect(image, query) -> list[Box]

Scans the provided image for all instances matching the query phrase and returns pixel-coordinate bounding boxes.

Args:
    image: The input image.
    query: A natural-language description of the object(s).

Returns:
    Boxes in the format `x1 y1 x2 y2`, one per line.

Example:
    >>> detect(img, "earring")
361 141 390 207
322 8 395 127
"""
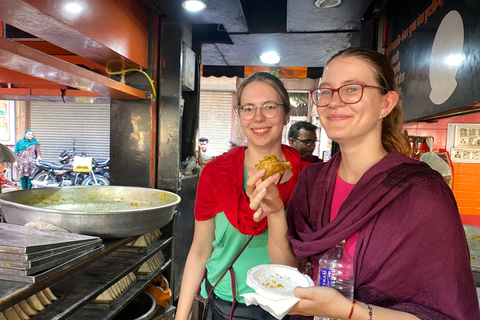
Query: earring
284 119 290 125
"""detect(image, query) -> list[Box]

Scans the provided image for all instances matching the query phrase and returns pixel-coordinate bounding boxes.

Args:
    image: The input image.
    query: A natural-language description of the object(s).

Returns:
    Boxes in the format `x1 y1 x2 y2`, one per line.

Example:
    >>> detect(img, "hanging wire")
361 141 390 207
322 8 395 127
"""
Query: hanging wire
105 62 157 100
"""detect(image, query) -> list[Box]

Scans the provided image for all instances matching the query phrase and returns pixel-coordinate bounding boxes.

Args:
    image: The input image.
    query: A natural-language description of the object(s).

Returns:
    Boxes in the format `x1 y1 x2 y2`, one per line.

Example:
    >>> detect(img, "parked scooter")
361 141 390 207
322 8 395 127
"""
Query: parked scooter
31 157 109 187
93 158 110 181
57 141 109 182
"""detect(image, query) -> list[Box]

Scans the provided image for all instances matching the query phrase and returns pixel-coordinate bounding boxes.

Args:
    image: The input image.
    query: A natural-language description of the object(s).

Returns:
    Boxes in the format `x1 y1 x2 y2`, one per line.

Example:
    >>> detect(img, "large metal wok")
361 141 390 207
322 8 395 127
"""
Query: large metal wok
0 186 181 238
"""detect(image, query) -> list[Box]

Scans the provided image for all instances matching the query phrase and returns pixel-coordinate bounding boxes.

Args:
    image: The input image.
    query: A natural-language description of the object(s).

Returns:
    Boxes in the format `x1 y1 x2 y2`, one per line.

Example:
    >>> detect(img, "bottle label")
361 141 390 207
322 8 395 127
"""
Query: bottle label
319 268 332 287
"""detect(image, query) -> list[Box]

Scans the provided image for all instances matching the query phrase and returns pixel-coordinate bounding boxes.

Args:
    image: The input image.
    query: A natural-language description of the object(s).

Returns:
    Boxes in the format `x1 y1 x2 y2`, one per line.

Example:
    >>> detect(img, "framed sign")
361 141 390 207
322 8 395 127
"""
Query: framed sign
0 101 15 145
446 123 480 163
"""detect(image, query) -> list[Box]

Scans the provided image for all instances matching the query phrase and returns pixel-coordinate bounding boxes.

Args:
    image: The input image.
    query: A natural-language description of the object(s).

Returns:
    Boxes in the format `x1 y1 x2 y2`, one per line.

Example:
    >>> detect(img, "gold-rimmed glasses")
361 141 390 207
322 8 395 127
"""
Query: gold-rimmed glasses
239 101 283 120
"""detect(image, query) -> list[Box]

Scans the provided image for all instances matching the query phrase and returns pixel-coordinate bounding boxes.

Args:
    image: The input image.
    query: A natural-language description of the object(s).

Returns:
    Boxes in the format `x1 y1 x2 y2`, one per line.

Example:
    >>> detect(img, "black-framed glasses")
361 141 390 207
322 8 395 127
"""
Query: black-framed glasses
310 83 388 107
293 138 318 147
239 101 283 120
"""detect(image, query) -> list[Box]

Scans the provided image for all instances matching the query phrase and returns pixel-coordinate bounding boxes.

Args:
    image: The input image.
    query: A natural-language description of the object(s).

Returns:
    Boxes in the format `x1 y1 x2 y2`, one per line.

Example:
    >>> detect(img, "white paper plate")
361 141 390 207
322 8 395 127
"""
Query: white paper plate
246 264 314 300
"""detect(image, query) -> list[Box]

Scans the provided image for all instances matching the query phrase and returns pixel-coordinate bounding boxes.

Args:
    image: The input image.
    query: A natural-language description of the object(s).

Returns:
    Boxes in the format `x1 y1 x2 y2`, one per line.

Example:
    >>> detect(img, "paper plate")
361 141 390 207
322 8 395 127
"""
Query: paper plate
247 264 314 300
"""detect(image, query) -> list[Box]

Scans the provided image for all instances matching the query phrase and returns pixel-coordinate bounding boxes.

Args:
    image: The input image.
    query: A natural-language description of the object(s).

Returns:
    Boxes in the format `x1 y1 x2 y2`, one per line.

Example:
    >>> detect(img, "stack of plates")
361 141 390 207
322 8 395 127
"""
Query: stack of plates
0 223 104 283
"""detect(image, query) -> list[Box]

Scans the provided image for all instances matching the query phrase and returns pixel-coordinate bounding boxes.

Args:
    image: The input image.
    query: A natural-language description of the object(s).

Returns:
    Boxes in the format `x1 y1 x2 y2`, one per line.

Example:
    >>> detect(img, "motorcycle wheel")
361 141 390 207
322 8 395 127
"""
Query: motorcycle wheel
32 172 57 188
81 175 109 186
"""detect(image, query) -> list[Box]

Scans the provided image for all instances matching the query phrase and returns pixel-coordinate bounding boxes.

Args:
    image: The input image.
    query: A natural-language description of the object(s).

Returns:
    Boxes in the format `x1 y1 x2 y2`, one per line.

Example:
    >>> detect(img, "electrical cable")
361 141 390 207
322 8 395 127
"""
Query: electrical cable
105 63 156 100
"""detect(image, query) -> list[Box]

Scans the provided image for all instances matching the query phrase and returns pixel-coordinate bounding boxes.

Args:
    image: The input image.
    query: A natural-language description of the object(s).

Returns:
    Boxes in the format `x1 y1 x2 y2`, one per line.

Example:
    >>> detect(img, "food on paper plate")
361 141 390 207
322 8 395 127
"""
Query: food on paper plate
255 155 292 181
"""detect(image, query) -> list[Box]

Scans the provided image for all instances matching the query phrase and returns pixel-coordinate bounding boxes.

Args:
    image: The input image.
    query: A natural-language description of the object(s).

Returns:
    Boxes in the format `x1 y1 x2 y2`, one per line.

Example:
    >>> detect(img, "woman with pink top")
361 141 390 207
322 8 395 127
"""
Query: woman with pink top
247 47 479 320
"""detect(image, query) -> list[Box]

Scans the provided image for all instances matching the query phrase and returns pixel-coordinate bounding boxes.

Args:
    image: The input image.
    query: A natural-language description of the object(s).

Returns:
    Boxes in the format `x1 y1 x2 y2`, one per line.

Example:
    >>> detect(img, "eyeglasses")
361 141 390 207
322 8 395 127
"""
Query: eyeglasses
293 138 318 146
239 101 283 120
310 83 388 107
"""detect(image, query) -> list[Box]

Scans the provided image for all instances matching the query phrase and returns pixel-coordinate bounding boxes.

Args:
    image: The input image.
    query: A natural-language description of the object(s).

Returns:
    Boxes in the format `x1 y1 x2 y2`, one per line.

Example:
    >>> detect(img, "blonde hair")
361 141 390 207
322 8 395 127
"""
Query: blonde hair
328 47 411 156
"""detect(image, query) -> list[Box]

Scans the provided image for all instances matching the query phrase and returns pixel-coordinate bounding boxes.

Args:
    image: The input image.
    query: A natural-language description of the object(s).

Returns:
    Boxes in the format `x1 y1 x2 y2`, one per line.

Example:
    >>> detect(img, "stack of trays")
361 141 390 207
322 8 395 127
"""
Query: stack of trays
0 223 104 283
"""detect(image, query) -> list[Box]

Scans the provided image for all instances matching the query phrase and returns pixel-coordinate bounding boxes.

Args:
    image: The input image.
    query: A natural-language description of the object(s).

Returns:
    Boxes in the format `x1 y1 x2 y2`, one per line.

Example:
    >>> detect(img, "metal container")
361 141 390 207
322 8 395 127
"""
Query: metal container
0 186 181 238
464 224 480 286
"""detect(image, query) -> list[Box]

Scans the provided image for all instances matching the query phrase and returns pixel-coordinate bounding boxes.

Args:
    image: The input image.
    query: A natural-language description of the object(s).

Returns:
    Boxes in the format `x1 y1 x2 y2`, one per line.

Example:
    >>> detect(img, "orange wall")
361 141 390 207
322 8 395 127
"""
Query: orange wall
404 113 480 227
452 163 480 226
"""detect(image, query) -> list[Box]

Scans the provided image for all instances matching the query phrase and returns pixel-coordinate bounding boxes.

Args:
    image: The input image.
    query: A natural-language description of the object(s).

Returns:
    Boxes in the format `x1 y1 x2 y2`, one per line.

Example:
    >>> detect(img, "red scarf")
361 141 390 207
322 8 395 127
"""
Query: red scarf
195 145 310 235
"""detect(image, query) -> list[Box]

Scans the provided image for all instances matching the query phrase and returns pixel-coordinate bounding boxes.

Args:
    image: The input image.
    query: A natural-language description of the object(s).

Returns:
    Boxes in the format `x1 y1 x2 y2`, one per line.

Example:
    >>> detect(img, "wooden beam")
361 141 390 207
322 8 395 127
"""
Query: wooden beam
0 37 147 100
0 0 149 68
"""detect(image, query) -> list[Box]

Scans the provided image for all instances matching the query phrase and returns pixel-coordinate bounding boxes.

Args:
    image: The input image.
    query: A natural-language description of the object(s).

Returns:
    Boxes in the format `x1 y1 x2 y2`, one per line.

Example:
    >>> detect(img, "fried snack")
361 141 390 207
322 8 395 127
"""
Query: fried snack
255 155 292 181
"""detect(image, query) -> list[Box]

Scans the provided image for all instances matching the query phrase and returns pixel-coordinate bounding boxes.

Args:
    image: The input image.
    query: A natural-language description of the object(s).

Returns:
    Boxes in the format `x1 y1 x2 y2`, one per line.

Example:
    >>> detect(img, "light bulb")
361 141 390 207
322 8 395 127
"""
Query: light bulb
260 52 280 64
182 1 207 12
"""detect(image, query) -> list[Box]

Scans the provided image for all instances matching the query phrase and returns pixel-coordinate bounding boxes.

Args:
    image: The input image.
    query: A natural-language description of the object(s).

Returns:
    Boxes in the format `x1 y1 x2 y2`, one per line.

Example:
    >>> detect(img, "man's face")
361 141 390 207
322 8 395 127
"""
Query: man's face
199 141 208 152
289 128 317 156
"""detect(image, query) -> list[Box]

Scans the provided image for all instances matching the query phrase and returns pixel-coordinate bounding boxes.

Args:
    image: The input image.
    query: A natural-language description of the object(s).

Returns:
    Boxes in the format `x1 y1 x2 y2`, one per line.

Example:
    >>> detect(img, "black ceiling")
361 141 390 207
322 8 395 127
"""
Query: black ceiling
152 0 374 68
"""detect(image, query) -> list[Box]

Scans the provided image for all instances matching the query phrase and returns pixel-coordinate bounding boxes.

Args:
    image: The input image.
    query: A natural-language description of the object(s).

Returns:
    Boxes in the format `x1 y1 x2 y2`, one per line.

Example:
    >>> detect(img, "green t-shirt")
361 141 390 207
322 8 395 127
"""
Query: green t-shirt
200 170 270 303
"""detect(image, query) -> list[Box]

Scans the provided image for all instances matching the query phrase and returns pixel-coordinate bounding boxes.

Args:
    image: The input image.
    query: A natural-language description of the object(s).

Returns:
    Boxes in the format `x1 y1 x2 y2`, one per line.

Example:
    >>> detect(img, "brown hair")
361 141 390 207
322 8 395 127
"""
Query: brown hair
328 47 411 156
234 72 291 118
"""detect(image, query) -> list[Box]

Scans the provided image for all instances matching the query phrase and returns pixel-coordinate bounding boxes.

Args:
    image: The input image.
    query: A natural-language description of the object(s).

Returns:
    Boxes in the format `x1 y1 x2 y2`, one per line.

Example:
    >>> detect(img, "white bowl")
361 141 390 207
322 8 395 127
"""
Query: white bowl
247 264 314 300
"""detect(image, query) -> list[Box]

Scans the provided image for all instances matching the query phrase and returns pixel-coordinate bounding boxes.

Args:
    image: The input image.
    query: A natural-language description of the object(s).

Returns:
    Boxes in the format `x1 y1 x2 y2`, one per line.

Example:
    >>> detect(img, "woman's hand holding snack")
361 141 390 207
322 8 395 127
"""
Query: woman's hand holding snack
246 169 285 222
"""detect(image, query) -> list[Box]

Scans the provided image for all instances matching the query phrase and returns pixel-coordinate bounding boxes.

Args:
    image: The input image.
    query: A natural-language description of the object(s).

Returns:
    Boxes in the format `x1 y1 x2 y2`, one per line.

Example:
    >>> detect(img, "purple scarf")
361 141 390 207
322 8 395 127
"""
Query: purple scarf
286 152 479 320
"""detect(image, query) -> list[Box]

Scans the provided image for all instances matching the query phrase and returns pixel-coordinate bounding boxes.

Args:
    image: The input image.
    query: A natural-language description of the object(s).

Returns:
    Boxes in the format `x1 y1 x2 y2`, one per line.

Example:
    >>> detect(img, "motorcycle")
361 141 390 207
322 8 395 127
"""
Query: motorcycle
31 157 109 188
93 158 110 181
57 142 110 182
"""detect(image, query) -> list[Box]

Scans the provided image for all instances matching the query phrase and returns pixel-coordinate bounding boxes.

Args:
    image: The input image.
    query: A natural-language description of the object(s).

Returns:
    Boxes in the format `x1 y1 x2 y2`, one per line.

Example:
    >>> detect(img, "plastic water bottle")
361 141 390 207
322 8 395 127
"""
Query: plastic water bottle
314 240 354 320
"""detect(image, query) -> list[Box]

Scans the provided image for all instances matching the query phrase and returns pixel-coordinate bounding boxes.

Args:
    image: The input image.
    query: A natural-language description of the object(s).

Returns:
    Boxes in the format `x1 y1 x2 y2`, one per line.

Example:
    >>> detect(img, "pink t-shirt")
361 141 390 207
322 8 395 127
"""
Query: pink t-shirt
313 173 357 283
330 173 358 258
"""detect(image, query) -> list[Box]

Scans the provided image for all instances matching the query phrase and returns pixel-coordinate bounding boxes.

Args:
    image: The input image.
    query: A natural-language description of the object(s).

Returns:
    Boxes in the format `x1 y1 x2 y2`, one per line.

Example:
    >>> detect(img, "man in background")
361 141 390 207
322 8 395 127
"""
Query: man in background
198 137 215 168
288 121 322 162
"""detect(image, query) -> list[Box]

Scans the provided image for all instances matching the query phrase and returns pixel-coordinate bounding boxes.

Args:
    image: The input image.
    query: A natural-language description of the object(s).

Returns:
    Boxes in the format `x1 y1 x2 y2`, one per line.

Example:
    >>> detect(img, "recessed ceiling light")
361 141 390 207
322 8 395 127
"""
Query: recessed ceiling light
260 52 280 64
65 2 83 13
182 1 207 12
314 0 341 8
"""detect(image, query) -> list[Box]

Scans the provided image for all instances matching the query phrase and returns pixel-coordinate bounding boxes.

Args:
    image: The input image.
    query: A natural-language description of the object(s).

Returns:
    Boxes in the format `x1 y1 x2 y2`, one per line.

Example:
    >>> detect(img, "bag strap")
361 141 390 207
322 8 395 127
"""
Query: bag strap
195 235 254 300
228 267 236 320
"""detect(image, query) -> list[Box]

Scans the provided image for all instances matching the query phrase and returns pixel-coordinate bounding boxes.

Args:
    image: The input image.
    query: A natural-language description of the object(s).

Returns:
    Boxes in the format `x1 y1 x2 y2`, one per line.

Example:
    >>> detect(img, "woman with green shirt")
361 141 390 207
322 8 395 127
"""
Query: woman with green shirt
175 72 311 320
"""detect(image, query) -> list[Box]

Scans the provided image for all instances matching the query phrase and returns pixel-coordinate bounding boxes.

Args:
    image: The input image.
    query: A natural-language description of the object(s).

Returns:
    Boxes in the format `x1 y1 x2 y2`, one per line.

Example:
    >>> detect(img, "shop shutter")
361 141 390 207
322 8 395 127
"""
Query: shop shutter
30 101 110 162
199 91 235 156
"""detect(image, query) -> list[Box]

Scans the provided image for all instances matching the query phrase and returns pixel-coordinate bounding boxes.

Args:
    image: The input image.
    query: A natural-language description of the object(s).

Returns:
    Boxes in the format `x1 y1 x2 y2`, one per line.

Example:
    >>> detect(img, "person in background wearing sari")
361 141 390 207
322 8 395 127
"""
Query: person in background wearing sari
247 48 479 320
14 130 42 189
176 72 311 320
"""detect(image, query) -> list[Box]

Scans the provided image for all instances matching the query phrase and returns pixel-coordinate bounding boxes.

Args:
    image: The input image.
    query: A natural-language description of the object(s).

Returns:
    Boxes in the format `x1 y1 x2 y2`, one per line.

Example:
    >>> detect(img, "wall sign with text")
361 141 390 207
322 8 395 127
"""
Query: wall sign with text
385 0 480 120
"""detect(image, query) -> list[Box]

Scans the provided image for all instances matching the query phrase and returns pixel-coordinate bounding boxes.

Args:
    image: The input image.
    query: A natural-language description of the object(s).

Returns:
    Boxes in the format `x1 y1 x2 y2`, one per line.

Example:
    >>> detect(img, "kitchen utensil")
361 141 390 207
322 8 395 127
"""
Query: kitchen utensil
0 186 180 238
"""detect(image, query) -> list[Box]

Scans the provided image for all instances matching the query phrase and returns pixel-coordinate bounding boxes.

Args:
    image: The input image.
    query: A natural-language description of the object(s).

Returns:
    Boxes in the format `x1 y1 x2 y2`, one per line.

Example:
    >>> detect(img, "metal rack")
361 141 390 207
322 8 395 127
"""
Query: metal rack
0 235 173 320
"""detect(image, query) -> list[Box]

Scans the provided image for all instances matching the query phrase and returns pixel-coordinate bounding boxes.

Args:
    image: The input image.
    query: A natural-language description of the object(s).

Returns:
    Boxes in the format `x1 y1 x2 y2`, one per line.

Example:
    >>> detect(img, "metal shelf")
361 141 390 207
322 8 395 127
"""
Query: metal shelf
0 236 136 312
34 236 172 320
69 259 171 320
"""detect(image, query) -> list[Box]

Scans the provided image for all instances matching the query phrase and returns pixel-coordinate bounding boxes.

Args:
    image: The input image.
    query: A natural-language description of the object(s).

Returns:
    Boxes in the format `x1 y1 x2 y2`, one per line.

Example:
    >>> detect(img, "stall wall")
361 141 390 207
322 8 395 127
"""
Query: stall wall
404 113 480 226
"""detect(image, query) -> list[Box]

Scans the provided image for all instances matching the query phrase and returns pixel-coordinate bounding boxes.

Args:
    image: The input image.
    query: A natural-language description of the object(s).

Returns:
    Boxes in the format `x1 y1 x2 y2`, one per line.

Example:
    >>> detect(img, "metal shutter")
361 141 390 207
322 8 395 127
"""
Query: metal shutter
199 91 235 156
30 101 110 162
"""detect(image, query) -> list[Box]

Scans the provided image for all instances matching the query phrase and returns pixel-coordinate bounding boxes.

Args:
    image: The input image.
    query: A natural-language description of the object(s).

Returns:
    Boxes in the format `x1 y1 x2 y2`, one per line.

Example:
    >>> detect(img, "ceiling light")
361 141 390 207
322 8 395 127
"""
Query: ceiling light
182 1 207 12
260 52 280 64
314 0 341 8
444 54 465 66
65 2 83 13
